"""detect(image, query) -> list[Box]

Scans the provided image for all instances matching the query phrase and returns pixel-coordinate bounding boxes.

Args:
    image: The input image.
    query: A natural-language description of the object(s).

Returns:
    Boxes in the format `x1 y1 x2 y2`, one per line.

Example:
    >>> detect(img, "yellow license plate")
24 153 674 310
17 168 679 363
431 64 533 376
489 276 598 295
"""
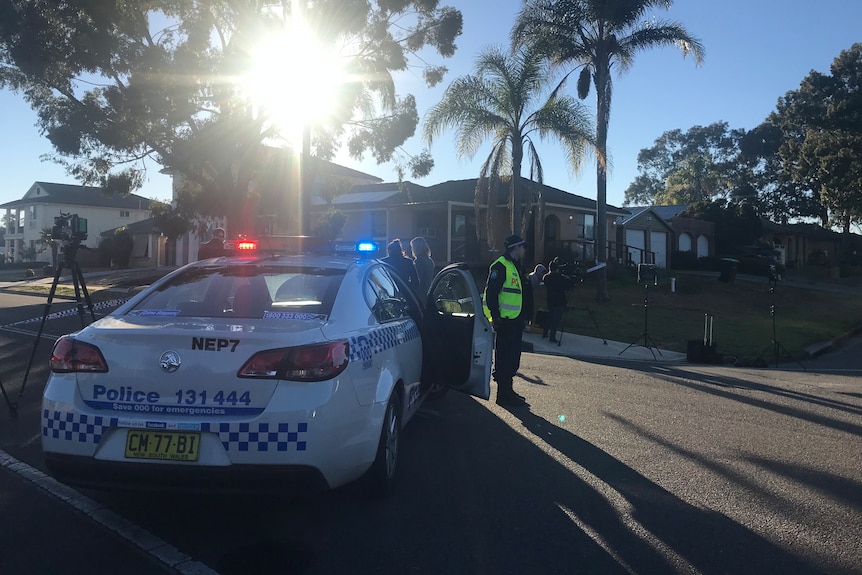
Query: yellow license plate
124 430 201 462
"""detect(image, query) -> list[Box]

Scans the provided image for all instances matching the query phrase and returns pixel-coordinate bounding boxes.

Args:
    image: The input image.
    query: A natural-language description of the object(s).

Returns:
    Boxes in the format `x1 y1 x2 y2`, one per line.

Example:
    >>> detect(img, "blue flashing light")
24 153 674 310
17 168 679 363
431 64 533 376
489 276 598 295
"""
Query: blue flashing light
356 241 379 254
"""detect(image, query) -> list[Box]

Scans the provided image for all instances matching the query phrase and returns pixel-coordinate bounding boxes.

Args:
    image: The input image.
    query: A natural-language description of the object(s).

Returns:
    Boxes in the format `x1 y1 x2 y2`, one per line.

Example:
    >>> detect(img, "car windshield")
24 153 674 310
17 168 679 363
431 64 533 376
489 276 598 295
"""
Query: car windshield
127 264 346 319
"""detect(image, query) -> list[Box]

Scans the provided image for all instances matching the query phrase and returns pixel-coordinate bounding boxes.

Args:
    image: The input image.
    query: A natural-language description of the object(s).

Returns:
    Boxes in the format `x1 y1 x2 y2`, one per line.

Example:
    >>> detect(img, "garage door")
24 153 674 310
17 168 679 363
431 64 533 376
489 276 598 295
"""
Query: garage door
625 229 645 265
650 231 668 268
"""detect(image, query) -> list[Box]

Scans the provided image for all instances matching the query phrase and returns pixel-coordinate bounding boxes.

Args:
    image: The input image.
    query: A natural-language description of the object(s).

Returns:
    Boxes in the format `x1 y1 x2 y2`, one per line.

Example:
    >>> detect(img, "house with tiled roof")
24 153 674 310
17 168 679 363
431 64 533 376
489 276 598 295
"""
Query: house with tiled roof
1 182 152 264
616 205 715 268
311 177 629 268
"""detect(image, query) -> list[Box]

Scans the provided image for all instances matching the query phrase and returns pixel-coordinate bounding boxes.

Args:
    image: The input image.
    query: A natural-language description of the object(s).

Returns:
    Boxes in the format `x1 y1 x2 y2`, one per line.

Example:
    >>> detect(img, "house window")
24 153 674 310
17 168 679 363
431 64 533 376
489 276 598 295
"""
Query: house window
371 211 386 238
575 213 595 240
120 210 130 218
29 206 37 220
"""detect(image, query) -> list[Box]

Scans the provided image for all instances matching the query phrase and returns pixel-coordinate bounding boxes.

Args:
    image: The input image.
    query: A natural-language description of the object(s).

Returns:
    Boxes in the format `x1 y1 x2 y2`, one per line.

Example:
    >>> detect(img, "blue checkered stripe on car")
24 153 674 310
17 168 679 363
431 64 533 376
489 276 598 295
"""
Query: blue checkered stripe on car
201 422 308 452
42 410 119 443
348 320 420 363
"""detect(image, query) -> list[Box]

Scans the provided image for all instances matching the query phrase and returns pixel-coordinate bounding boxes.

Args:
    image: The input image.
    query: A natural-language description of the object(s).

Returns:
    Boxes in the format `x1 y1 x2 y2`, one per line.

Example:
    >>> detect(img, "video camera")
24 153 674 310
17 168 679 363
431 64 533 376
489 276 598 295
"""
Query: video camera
51 212 88 243
551 257 586 282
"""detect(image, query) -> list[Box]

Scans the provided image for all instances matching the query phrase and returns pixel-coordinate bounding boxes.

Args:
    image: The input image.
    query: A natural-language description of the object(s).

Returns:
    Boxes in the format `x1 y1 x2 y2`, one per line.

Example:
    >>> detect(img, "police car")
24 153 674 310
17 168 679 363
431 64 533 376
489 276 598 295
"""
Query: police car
41 237 492 496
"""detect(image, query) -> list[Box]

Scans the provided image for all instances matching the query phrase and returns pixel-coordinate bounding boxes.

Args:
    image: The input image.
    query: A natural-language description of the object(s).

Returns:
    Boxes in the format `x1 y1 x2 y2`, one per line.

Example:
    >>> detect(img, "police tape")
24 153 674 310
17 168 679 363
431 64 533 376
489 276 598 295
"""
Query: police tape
2 299 129 327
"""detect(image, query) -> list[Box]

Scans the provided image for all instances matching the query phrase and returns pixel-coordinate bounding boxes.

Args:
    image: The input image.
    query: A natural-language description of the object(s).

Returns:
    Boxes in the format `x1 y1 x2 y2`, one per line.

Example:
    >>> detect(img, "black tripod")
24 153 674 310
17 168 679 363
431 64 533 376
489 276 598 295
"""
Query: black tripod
17 241 96 402
620 267 662 361
559 301 607 347
755 274 805 370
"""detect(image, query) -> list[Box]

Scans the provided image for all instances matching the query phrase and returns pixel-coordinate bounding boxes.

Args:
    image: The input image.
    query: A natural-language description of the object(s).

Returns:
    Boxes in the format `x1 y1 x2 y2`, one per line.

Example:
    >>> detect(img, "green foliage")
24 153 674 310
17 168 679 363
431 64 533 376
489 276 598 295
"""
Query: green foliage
670 250 698 270
98 229 133 268
546 273 862 359
423 42 594 248
514 0 705 301
0 0 463 223
623 122 746 206
149 199 193 240
682 199 762 255
769 43 862 231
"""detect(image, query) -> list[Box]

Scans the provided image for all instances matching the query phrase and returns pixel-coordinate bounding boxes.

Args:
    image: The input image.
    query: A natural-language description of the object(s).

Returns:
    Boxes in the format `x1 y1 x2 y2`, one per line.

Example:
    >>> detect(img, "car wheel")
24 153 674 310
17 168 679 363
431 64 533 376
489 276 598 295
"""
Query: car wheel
365 392 401 498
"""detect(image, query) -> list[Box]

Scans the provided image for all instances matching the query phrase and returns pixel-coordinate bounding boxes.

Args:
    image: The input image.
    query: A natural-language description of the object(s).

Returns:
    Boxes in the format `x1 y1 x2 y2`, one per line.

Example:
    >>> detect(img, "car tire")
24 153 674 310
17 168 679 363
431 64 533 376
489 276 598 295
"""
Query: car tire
365 392 401 498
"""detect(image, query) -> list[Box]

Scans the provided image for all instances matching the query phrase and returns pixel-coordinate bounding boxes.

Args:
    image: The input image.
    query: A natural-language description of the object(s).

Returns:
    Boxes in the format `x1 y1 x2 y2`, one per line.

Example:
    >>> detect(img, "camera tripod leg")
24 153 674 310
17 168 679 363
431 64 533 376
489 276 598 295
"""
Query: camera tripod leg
19 262 66 398
755 340 805 370
0 374 18 414
754 287 806 371
72 261 96 325
581 304 607 344
619 283 662 360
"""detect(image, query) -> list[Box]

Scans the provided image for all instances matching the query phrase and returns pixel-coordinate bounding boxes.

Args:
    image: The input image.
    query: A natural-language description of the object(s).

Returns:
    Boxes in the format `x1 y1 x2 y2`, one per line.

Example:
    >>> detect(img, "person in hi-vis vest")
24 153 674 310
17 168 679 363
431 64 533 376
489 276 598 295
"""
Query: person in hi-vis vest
483 234 533 406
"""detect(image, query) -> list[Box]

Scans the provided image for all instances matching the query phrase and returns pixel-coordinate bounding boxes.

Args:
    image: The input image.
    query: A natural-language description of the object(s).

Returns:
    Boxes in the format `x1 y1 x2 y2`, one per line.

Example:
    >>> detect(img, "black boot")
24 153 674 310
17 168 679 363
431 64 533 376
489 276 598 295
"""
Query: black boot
496 379 527 406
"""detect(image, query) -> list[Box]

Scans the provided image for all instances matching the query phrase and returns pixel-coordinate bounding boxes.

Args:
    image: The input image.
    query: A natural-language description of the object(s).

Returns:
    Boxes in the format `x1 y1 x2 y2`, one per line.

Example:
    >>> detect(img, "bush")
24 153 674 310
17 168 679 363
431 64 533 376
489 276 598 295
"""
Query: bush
735 256 785 277
671 250 698 270
697 256 722 271
97 231 134 268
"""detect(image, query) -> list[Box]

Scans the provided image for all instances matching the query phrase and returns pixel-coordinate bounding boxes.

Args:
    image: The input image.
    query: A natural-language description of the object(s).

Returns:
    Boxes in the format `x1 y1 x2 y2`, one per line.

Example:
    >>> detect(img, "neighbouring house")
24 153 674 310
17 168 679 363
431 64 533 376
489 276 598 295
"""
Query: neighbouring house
310 177 628 270
0 182 152 265
168 153 383 266
759 220 846 269
100 217 169 269
616 205 715 268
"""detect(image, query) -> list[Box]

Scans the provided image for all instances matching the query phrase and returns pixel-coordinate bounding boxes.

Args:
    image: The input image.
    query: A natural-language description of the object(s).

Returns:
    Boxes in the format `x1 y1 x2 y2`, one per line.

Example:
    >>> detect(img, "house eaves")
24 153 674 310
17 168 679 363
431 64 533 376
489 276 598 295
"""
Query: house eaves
1 182 152 210
616 206 675 232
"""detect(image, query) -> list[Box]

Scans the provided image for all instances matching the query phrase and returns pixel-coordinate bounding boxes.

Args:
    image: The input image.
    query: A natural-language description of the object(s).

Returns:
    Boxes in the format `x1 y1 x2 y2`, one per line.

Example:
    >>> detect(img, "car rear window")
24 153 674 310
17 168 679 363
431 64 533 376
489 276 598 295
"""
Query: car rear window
127 264 345 319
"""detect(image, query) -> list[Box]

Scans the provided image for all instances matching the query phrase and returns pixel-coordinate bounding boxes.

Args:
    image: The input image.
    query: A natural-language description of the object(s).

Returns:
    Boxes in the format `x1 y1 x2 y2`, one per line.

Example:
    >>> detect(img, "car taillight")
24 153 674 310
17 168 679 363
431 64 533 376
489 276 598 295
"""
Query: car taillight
50 336 108 373
238 340 349 382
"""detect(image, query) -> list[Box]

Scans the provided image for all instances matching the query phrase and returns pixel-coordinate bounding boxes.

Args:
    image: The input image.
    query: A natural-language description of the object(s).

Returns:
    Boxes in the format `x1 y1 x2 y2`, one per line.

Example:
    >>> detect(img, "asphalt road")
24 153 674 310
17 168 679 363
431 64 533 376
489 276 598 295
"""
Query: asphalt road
1 293 860 575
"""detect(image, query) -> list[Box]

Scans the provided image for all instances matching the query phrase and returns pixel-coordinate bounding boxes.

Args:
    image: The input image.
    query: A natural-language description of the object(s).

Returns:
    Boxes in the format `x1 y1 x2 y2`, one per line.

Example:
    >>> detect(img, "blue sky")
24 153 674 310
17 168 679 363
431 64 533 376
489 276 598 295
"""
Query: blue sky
2 0 861 210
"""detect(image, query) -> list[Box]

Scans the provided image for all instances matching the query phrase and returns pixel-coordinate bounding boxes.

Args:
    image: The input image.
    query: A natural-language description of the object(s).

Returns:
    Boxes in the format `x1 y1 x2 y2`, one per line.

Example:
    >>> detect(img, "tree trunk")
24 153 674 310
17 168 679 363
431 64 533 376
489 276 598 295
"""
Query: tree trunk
594 67 610 301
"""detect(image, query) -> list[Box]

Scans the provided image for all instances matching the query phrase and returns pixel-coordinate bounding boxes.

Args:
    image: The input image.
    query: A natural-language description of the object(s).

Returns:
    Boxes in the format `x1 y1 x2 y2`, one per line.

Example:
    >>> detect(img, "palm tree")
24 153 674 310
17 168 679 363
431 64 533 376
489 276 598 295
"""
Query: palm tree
515 0 705 300
38 227 59 270
423 42 594 251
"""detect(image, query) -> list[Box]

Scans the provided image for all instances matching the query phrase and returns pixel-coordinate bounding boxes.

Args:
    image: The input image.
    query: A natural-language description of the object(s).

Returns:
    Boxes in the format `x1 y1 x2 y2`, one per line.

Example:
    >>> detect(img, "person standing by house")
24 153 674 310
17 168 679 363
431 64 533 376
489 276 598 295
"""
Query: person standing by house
197 227 226 260
410 236 435 296
483 234 533 407
542 259 578 342
381 238 420 293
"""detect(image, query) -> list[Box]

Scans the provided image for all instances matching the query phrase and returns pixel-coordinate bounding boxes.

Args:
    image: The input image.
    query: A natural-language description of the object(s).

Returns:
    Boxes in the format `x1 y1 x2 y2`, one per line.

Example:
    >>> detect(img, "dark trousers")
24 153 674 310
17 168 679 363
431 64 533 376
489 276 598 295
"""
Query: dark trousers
493 318 524 394
543 305 565 340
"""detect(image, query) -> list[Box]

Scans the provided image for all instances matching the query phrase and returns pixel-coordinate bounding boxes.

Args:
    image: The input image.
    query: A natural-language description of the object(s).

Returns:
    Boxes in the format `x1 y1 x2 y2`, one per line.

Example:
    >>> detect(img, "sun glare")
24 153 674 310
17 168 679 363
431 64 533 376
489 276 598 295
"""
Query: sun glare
244 24 348 142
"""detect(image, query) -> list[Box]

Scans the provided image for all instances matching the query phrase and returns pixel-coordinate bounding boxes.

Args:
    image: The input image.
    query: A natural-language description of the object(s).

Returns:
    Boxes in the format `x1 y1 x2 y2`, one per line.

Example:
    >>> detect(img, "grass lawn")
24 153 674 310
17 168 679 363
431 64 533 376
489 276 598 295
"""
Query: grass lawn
541 270 862 360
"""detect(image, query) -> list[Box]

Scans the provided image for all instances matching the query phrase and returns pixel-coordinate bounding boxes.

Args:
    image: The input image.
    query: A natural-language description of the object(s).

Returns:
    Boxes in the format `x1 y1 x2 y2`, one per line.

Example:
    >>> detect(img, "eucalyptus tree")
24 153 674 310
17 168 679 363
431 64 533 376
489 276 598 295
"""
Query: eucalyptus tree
515 0 704 300
624 122 743 206
769 43 862 232
423 43 594 250
0 0 463 232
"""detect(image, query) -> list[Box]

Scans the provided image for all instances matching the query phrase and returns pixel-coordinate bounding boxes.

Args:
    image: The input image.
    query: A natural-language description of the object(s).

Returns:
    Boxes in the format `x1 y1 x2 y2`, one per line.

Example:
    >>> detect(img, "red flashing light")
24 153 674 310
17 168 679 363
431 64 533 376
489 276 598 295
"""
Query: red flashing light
235 239 258 251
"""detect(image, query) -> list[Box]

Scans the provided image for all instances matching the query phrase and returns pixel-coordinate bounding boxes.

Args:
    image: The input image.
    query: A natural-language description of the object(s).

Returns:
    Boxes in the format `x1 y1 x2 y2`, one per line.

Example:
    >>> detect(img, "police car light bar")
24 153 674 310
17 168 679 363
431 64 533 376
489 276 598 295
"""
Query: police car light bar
355 241 379 254
235 239 259 251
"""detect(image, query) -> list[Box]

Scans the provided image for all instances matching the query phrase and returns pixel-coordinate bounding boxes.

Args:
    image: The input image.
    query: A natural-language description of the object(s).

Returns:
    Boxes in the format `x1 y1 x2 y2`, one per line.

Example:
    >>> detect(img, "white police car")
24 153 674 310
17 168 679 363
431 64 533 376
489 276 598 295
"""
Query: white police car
41 237 492 496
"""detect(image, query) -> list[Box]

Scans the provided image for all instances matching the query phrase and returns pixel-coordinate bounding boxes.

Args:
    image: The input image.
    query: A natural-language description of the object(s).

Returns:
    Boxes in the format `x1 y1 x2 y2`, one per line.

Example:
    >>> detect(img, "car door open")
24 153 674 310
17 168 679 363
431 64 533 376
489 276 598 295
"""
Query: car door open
421 263 492 399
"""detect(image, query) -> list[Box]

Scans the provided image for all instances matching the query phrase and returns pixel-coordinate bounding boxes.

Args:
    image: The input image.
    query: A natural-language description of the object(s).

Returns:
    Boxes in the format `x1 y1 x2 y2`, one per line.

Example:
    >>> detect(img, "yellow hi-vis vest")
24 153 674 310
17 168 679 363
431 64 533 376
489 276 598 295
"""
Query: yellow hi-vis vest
483 256 523 321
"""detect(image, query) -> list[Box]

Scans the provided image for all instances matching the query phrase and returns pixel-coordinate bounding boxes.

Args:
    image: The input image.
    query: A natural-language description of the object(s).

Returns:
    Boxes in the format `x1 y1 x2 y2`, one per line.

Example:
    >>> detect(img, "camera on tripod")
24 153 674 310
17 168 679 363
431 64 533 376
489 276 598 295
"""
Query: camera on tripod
51 212 88 243
637 263 657 285
551 257 585 283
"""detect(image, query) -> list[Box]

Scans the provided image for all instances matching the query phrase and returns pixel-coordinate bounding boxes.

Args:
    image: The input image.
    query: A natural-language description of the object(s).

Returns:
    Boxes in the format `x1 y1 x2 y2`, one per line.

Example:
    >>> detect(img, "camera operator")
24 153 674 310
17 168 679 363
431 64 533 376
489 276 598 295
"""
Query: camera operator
541 259 578 343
